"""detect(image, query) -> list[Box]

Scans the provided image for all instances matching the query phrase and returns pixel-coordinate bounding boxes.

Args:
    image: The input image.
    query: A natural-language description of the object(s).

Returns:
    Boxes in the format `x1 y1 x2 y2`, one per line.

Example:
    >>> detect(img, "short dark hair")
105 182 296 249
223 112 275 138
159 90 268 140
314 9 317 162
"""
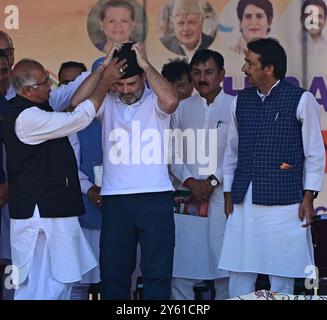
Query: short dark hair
100 0 135 21
247 37 287 80
58 61 87 78
0 31 14 47
161 59 191 83
237 0 274 23
301 0 327 24
190 49 224 71
0 49 9 64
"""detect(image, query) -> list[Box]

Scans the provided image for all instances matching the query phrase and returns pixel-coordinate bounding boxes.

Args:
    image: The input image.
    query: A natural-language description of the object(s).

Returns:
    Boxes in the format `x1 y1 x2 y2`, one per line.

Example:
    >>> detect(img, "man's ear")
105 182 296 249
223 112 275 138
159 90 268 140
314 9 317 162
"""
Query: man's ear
218 68 226 82
264 65 275 77
22 86 32 98
219 68 226 77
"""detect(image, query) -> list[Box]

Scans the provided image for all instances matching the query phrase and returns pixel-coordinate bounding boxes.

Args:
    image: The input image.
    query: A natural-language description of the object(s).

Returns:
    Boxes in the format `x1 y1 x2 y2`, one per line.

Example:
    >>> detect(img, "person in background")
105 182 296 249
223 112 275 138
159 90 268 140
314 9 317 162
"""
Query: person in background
0 31 16 299
161 58 194 101
170 49 232 300
58 61 87 86
69 60 103 300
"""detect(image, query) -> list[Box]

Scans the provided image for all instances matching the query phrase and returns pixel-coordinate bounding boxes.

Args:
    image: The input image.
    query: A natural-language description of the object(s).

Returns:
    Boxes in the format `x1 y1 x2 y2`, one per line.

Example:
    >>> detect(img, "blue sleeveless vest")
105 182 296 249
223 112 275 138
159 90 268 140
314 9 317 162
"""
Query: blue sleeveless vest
232 80 305 206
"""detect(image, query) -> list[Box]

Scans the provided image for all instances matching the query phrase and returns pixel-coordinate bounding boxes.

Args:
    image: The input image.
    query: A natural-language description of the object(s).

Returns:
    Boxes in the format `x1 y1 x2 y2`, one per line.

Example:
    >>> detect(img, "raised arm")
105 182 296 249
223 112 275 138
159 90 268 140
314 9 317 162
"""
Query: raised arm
70 43 124 108
132 43 178 114
16 58 127 145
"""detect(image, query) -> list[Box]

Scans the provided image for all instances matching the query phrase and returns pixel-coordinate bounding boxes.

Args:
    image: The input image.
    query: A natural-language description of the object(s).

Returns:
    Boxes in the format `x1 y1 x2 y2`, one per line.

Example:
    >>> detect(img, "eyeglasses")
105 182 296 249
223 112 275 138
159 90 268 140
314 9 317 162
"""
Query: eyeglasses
1 47 14 56
29 75 51 88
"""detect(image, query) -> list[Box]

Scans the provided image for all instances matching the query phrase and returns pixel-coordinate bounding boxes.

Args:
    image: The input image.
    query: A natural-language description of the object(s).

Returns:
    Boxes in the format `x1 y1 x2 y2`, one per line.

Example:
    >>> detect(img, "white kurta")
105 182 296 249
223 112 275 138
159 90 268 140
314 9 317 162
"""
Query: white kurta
11 206 97 285
219 85 326 278
170 90 234 279
68 133 101 284
1 75 88 262
11 91 98 287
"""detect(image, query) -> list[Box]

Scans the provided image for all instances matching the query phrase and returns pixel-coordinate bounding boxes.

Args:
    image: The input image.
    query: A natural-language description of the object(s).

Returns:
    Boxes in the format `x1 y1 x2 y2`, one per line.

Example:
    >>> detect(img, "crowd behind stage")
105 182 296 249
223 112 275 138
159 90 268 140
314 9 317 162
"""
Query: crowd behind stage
0 1 325 300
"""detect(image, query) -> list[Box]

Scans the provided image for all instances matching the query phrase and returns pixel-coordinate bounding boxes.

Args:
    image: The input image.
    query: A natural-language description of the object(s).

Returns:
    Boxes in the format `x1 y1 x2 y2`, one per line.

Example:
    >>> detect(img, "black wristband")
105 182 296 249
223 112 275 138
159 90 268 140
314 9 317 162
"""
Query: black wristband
304 190 319 199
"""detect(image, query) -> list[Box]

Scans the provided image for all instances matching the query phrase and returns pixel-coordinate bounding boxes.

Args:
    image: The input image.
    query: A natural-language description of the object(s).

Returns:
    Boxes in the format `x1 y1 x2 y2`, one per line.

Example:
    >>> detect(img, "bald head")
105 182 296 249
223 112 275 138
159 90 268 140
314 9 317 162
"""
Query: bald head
0 31 14 68
12 59 45 94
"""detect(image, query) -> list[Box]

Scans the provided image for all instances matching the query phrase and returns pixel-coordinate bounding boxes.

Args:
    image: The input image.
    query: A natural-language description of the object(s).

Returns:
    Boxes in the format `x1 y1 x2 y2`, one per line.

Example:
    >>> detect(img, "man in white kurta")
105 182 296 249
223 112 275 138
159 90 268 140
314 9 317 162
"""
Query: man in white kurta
170 49 233 300
218 38 325 298
5 56 126 300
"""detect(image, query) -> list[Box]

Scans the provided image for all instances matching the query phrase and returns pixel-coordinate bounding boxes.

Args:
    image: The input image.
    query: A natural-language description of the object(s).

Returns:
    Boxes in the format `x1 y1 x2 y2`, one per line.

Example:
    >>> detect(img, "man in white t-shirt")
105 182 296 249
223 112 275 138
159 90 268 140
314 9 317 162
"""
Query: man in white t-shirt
93 42 178 300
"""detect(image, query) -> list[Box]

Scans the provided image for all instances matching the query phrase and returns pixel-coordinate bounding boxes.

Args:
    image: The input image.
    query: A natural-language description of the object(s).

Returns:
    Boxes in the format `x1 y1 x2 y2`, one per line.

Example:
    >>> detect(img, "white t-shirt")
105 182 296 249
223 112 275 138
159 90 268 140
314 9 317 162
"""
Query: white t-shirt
97 87 174 195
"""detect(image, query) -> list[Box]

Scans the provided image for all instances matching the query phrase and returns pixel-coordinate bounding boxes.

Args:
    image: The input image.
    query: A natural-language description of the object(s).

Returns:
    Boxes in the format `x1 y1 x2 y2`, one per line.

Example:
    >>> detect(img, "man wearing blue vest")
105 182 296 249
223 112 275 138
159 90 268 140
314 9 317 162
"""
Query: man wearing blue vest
219 38 325 297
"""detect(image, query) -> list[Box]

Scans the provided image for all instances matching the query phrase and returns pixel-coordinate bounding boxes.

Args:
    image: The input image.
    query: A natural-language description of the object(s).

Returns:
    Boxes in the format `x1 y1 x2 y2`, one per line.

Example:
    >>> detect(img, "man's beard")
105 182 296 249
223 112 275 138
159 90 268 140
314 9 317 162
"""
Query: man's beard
119 86 144 105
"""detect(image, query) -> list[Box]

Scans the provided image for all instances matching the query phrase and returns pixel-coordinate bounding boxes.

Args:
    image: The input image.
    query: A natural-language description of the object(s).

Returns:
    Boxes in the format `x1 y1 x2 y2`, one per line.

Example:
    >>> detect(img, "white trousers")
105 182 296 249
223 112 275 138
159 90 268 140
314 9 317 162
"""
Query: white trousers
171 277 229 300
229 272 295 298
14 231 73 300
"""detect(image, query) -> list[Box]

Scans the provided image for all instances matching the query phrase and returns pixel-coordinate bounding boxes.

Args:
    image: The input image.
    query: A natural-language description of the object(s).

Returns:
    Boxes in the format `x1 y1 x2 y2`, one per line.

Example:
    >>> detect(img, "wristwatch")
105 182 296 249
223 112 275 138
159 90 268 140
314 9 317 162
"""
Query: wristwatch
207 175 219 188
304 190 319 199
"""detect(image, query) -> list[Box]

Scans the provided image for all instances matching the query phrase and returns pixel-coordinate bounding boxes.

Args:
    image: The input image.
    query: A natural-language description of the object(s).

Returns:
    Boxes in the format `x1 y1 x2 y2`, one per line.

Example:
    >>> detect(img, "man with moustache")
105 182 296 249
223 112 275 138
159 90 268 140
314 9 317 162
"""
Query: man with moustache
219 38 325 297
170 49 233 300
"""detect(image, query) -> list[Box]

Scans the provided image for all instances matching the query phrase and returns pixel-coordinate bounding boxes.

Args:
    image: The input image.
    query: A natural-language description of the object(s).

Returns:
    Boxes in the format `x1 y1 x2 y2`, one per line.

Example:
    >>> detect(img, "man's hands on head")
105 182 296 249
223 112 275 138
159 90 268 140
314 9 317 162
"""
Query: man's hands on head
101 57 128 87
88 57 128 112
102 43 124 67
131 43 149 70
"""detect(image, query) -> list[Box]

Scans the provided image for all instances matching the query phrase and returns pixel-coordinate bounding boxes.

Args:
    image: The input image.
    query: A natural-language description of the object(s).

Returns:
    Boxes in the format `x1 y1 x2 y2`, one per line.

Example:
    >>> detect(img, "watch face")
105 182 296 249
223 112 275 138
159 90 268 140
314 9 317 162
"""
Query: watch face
210 179 218 187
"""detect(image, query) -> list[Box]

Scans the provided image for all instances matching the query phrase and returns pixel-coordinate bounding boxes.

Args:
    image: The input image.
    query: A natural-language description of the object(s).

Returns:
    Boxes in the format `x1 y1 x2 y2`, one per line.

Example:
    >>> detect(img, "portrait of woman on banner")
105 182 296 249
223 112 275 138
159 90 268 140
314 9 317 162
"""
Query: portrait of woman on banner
87 0 148 53
231 0 274 55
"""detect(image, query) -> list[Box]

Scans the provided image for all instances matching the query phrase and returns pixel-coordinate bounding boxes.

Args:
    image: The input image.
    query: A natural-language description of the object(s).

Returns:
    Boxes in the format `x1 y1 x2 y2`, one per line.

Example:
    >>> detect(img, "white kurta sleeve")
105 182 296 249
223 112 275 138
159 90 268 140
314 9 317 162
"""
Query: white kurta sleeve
170 109 193 184
223 97 239 192
297 91 325 191
15 99 96 145
49 71 90 111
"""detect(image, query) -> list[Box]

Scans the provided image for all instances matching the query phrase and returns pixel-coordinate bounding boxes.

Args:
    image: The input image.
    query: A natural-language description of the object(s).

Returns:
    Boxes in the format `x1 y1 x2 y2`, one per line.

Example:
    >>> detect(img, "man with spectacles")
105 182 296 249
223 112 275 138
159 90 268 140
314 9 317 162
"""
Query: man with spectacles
3 50 128 300
0 31 14 69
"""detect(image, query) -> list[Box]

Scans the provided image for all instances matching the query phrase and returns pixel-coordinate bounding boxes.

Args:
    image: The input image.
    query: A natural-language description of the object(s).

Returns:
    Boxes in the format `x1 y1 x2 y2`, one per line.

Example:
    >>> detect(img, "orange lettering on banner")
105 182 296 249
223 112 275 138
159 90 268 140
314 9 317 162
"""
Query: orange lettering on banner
323 131 327 173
